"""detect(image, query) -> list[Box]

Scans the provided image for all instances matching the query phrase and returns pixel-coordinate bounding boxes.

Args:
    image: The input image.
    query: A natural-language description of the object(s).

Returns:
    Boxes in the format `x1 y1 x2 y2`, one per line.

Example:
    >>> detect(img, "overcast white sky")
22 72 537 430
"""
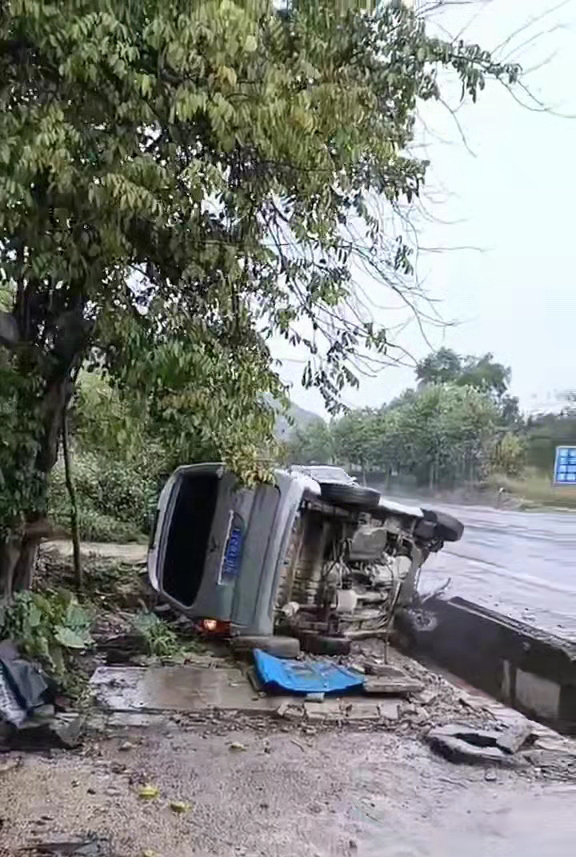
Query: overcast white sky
276 0 576 417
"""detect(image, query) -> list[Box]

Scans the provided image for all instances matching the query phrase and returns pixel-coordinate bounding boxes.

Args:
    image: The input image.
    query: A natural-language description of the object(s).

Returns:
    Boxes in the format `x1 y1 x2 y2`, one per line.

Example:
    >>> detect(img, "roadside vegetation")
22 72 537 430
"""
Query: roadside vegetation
286 348 576 510
485 472 576 511
0 0 522 597
0 548 201 695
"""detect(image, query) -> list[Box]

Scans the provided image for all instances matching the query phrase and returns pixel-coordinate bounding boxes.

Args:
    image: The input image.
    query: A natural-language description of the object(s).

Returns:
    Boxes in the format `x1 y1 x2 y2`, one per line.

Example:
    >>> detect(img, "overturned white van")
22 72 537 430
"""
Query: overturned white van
148 464 463 653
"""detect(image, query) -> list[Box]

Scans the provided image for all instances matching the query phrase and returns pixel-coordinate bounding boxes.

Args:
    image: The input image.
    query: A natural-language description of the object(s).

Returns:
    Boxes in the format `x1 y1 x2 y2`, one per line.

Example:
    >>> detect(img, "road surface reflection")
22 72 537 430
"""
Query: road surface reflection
417 504 576 641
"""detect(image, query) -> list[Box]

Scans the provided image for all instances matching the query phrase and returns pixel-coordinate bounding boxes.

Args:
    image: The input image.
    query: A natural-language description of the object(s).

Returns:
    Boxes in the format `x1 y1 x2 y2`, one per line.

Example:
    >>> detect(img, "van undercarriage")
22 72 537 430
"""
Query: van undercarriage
148 464 463 651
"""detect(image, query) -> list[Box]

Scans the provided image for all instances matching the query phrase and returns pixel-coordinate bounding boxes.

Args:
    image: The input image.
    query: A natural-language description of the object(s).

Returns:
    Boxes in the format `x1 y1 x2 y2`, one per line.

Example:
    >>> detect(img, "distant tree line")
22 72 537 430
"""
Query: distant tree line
286 349 575 490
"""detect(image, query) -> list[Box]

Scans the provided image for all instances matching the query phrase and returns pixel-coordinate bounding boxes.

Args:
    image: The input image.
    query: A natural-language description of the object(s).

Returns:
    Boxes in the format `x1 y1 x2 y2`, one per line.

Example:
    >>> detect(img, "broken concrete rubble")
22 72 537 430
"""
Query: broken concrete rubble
84 644 576 782
495 720 533 755
428 723 521 765
90 664 290 714
275 702 304 721
364 674 423 695
427 719 538 766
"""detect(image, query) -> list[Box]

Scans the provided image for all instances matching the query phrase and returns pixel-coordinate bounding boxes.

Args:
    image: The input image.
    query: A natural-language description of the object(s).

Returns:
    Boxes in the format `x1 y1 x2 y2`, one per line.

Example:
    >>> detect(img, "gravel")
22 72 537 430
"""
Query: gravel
1 720 575 857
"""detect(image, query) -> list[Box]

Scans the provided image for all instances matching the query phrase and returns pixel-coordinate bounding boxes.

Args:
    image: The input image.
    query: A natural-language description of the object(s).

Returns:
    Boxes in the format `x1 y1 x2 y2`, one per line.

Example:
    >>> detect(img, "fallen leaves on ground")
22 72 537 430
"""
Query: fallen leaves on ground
138 784 160 800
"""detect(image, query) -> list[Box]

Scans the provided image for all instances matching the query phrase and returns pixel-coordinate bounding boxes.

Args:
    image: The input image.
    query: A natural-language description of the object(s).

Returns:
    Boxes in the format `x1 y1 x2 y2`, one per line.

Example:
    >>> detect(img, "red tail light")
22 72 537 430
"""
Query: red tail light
199 618 231 636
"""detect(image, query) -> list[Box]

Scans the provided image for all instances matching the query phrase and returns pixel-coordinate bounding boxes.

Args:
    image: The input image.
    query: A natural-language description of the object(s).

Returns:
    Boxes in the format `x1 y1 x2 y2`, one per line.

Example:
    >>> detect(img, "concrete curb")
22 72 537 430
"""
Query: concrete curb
405 596 576 734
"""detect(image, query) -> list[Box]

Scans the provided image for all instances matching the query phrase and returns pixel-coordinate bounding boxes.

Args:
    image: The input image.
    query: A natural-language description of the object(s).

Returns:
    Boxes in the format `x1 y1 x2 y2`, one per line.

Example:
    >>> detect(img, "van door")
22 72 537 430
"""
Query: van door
148 465 307 633
148 463 229 612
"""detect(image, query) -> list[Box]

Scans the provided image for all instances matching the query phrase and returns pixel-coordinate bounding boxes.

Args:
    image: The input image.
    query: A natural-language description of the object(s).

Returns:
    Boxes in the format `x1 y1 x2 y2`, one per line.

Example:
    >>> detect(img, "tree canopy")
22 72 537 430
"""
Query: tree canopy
287 347 528 486
416 348 520 426
0 0 519 592
416 348 511 399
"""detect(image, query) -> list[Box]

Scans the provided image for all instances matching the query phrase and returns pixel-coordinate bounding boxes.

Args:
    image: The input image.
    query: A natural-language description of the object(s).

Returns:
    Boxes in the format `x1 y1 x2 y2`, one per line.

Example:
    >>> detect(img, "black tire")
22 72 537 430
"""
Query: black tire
414 518 437 541
299 633 351 656
320 482 381 510
231 635 301 659
421 508 464 542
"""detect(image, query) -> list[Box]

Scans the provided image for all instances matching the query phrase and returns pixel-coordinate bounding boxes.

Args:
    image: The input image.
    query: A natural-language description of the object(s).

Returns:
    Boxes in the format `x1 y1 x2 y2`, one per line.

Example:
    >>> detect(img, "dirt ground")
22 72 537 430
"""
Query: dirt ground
1 718 576 857
44 541 148 564
4 544 573 855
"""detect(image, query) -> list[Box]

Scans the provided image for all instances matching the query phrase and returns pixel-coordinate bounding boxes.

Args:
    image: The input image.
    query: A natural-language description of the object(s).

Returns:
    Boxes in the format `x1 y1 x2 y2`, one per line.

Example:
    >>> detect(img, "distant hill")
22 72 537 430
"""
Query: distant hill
273 401 324 440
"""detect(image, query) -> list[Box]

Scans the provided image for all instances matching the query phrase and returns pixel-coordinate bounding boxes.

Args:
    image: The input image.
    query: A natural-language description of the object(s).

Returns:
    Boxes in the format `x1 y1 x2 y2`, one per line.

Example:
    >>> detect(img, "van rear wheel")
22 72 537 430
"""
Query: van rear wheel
299 633 351 656
230 635 301 659
320 483 381 510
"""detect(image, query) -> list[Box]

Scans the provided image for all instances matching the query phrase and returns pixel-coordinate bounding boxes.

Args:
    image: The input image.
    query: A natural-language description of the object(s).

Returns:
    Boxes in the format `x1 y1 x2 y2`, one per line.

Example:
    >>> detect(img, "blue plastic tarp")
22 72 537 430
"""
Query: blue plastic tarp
253 649 364 695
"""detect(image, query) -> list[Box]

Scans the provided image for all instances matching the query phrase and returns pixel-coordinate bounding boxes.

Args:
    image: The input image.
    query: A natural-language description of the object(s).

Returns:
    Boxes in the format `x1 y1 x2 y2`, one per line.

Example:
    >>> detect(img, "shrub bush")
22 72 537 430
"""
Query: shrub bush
0 589 93 680
49 451 156 542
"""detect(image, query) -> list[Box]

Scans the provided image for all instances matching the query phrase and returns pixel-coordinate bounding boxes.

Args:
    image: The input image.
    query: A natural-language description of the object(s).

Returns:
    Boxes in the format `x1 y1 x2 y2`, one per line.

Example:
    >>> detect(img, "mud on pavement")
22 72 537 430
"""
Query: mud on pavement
0 717 575 857
3 587 576 857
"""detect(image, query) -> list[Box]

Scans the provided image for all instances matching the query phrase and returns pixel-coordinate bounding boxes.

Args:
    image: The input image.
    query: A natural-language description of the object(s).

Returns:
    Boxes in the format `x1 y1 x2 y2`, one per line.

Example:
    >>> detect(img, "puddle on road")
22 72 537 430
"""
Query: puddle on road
355 787 576 857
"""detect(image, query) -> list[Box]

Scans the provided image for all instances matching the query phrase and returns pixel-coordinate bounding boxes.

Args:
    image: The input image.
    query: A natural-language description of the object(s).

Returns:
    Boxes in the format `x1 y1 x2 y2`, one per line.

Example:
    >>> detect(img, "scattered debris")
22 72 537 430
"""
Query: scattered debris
246 666 263 693
495 720 533 755
0 755 21 775
169 800 190 814
138 784 160 800
427 723 533 766
275 702 304 721
378 699 401 722
417 688 440 706
47 712 85 748
364 661 405 678
364 673 423 696
275 702 289 719
20 835 112 857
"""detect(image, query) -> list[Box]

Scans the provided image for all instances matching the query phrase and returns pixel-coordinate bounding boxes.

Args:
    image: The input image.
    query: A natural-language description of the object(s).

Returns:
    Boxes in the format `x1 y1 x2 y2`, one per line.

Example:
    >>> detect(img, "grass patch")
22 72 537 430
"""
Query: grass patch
487 471 576 510
8 548 205 695
130 610 199 660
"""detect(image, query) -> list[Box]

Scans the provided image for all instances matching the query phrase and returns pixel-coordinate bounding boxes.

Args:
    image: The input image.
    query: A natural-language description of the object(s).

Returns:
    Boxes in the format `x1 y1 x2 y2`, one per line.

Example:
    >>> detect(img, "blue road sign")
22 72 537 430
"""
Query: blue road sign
553 446 576 485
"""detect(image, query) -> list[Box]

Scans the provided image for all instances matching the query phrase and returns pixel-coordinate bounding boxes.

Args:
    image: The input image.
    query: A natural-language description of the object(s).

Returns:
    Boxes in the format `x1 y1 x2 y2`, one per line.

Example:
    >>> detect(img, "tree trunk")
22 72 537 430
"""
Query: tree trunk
0 376 71 598
0 281 90 598
62 410 83 591
0 536 21 599
0 532 41 598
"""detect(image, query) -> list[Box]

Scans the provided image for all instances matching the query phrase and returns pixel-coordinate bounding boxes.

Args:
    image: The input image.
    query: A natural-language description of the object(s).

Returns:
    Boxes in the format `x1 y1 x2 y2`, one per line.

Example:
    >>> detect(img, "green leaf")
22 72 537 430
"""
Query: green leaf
0 0 521 540
27 603 42 628
65 599 90 632
54 626 92 649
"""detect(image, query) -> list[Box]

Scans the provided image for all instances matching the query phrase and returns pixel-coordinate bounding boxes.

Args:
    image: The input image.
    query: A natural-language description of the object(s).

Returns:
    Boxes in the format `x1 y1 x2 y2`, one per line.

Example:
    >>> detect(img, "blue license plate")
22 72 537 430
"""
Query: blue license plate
221 526 244 581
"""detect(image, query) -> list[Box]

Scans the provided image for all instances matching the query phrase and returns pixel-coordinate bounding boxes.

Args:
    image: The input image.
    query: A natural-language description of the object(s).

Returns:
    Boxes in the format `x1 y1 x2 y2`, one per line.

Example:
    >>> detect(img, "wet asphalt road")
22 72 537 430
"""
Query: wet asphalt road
418 504 576 642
